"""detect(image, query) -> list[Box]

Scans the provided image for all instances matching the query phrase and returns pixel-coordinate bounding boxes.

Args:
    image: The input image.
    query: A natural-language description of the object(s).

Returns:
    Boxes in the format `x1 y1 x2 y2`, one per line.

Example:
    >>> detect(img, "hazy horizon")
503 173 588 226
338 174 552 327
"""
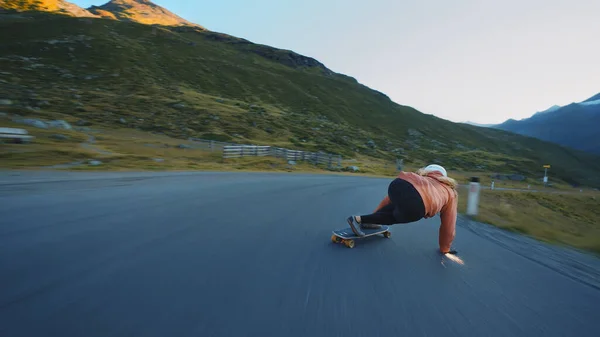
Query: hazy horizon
71 0 600 124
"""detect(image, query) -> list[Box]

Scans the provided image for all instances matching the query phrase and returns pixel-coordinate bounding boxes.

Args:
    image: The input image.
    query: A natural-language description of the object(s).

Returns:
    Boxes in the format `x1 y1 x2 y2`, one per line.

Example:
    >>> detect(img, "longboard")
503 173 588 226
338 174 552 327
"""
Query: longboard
331 225 391 248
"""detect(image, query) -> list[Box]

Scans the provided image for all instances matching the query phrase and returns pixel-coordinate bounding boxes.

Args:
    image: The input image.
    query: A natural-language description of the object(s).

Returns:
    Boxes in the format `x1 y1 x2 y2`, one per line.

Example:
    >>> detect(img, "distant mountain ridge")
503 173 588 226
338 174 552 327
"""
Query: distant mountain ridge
493 93 600 154
583 93 600 103
534 104 561 116
462 121 494 128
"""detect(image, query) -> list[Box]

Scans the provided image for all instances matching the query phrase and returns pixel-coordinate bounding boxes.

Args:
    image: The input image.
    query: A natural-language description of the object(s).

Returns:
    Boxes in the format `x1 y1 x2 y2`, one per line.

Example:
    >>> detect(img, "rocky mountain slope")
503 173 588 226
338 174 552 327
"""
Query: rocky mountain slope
0 0 203 28
1 5 599 186
494 93 600 155
88 0 204 28
0 0 97 17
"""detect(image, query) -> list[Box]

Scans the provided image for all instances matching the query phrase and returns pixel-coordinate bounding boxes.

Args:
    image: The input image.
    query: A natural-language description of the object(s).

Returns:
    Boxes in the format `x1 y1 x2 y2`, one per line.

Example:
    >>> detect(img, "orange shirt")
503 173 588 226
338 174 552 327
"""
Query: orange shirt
374 171 458 252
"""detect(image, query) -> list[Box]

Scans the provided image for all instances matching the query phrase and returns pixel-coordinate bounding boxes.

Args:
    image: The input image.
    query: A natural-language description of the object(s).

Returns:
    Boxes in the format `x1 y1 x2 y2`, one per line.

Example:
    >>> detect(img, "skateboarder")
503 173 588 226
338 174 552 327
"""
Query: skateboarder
346 164 458 254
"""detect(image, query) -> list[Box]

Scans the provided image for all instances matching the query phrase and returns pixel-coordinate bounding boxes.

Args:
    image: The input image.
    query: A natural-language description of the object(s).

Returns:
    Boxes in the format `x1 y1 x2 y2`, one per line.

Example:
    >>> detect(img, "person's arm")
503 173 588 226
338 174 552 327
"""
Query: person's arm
438 195 458 253
373 195 391 212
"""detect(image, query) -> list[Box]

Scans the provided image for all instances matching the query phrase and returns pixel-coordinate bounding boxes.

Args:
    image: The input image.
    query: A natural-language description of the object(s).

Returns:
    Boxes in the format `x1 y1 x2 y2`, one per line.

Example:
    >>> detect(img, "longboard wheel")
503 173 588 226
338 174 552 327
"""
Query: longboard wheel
331 235 342 243
384 231 391 238
344 240 355 248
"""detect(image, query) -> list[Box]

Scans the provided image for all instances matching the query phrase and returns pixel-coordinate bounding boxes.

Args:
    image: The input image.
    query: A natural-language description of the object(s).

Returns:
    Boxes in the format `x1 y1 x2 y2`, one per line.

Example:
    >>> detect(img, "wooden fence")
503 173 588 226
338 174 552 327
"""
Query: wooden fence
270 147 342 168
187 138 237 151
223 145 271 158
186 137 343 168
223 145 342 168
0 127 34 143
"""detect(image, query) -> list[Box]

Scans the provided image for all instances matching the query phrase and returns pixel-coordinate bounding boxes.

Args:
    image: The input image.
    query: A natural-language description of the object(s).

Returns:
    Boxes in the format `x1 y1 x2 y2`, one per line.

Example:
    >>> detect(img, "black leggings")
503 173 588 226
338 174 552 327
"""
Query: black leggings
360 178 426 225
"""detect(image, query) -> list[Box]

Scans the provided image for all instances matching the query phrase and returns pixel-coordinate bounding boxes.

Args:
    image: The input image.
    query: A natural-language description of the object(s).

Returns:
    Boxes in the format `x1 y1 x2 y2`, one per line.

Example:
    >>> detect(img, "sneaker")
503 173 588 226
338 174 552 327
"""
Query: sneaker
361 223 382 230
347 216 365 236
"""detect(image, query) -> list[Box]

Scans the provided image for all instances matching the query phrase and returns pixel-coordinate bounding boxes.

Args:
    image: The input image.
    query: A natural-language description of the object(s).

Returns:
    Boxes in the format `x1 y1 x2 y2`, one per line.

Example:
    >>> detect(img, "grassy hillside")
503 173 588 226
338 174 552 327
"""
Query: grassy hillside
458 187 600 254
1 11 600 186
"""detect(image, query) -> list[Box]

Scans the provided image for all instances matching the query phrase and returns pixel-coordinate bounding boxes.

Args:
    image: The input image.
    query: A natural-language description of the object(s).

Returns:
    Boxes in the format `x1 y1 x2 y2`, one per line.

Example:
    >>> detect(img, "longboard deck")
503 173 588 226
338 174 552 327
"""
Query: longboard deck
332 225 390 239
331 225 391 248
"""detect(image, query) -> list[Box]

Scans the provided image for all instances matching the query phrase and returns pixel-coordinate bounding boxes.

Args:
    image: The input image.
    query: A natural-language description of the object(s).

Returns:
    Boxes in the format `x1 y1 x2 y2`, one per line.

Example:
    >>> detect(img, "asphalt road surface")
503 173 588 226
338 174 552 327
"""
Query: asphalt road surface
1 171 600 337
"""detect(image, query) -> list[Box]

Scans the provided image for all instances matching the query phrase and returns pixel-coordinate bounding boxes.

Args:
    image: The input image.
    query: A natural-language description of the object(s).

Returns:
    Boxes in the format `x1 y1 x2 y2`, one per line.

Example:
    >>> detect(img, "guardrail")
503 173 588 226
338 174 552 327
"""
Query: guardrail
0 127 34 143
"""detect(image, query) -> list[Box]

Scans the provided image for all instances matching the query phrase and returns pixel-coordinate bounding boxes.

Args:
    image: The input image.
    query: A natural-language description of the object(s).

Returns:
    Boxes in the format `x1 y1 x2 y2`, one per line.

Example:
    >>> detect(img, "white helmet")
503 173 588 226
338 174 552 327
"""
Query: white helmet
424 164 447 177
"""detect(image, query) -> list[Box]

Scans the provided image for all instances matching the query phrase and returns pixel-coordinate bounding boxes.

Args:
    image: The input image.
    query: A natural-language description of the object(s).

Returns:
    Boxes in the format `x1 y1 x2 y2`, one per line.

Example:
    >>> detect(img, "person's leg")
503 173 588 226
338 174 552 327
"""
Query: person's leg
356 204 396 225
392 204 424 223
347 178 425 236
347 204 401 235
347 179 401 235
358 178 416 224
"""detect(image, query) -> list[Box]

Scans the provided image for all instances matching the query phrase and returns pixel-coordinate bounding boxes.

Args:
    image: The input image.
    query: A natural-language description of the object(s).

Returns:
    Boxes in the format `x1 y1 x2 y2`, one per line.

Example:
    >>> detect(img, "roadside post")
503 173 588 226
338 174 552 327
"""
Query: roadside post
396 158 404 172
543 165 550 187
466 177 481 217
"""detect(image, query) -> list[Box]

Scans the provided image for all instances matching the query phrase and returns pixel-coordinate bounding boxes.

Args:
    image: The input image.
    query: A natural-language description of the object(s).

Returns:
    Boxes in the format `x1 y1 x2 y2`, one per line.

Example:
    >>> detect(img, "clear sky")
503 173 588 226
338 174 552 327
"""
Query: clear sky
72 0 600 124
